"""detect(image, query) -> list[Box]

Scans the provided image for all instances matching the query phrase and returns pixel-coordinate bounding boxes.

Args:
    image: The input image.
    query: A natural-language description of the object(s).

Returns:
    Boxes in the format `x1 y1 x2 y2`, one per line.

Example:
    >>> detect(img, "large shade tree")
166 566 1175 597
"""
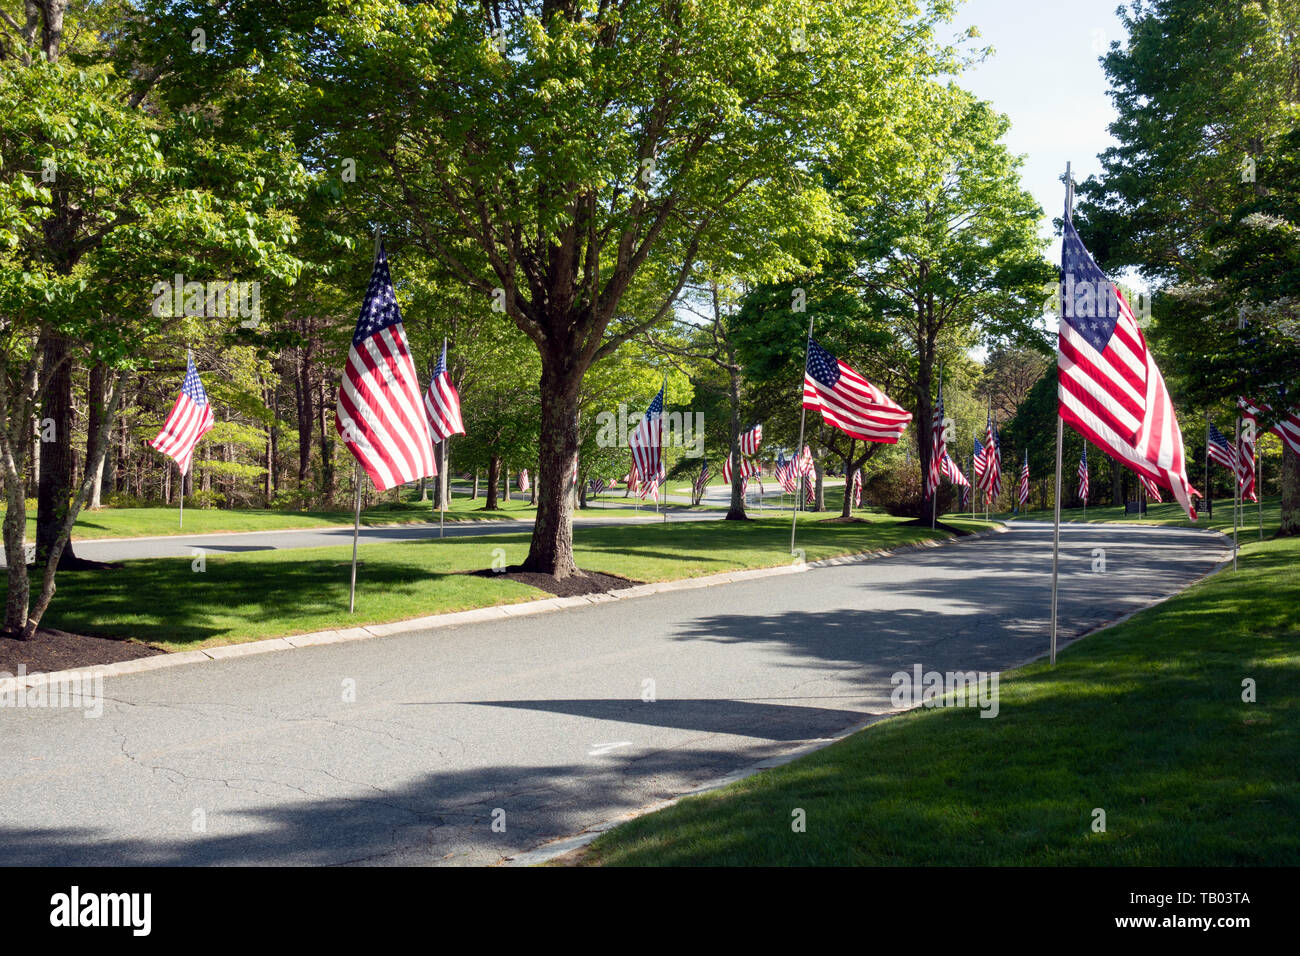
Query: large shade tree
297 0 956 576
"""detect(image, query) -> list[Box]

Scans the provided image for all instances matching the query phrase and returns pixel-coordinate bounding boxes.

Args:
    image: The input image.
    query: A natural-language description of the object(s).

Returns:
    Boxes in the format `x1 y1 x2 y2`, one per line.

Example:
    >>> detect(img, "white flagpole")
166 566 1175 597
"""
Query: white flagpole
439 338 447 538
349 225 382 612
178 463 184 530
349 461 363 613
1050 162 1072 666
791 314 816 554
1233 415 1240 570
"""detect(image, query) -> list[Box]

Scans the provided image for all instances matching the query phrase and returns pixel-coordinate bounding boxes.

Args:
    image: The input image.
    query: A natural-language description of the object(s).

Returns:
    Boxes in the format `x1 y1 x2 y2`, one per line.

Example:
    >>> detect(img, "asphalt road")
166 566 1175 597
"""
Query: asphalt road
0 521 1228 866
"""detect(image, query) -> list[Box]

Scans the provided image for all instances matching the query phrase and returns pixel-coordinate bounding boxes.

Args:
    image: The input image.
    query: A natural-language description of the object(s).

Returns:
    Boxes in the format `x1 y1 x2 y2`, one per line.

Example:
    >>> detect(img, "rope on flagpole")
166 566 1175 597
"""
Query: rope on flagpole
791 313 816 554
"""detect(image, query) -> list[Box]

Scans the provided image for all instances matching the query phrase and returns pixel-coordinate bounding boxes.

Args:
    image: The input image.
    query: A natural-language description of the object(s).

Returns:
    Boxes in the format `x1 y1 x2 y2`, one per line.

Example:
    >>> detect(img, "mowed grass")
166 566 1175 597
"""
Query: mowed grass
579 525 1300 866
43 512 990 651
8 492 700 541
1015 495 1280 537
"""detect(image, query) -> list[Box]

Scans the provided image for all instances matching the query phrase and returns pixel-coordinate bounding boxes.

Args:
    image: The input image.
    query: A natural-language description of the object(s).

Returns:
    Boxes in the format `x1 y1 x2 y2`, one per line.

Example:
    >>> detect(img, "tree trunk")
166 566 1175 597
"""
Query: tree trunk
503 464 511 501
520 365 580 576
472 469 479 499
840 442 856 518
295 346 314 491
1110 456 1123 506
84 362 107 510
35 335 77 566
1280 443 1299 536
485 455 501 510
725 368 746 521
317 377 335 503
813 461 825 511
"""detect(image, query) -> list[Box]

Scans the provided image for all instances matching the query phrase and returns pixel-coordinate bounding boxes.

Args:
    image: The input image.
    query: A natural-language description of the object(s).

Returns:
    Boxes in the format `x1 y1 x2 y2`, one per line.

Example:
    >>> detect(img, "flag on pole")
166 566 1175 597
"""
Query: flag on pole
588 477 606 496
1140 473 1163 503
629 383 666 497
336 242 438 491
926 379 946 498
1239 397 1300 455
797 445 814 477
424 341 465 442
805 474 816 505
852 469 863 507
1207 422 1240 477
693 461 710 499
739 423 763 456
149 350 215 476
774 452 798 493
940 451 969 488
1058 207 1197 519
803 338 911 442
1238 420 1257 504
1077 445 1089 502
973 437 987 480
722 454 762 482
1018 450 1030 507
518 468 530 493
980 412 1002 504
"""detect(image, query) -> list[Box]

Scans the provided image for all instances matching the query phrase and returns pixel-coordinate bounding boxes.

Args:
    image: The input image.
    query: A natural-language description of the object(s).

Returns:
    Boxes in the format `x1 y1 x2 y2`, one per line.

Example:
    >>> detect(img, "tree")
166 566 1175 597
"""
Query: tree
846 85 1054 516
304 0 955 576
1076 0 1300 533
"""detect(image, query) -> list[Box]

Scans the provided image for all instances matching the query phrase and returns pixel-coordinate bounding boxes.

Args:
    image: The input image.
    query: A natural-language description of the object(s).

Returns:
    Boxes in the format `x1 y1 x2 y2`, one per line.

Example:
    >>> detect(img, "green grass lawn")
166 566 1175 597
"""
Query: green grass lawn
8 493 710 541
42 513 992 651
1012 495 1278 537
578 517 1299 865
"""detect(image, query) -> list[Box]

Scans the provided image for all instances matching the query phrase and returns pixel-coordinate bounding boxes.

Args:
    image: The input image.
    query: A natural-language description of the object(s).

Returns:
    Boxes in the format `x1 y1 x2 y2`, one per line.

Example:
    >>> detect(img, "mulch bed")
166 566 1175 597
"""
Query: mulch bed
467 566 641 598
0 627 165 677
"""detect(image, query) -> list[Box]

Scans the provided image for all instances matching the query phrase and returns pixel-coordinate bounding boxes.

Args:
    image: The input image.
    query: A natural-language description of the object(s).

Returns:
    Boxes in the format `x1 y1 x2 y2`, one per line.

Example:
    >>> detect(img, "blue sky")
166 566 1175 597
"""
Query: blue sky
948 0 1132 254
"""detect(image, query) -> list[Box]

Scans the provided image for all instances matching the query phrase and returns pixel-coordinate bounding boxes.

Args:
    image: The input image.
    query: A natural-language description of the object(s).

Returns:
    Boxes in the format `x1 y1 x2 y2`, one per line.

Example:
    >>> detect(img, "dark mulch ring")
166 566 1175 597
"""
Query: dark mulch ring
0 627 165 677
467 566 642 598
821 515 868 524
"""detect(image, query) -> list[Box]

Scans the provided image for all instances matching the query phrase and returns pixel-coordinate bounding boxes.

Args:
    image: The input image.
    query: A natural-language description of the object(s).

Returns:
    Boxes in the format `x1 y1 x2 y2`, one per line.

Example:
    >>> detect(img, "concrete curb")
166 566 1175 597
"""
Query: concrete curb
6 523 1009 691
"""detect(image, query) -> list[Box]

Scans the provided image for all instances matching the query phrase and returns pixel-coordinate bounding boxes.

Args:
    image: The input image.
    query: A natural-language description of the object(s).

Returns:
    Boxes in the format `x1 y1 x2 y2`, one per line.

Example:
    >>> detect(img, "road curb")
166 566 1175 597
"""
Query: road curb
6 523 1008 691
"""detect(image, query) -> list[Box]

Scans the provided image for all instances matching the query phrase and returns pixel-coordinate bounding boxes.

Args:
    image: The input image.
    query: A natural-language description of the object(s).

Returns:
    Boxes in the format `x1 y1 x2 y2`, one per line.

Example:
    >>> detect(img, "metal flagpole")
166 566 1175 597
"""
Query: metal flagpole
1204 411 1212 520
438 338 447 538
1050 161 1073 667
349 461 363 613
1233 415 1240 570
178 464 184 529
1258 441 1263 540
349 225 381 612
790 313 816 554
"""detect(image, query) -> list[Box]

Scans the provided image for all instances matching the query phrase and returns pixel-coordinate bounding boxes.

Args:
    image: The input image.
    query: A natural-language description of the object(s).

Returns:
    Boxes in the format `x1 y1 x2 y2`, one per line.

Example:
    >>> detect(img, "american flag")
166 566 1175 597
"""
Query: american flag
1140 473 1163 503
629 383 666 496
149 350 214 476
589 477 606 496
1239 397 1300 456
424 341 465 442
805 474 816 505
1077 445 1089 502
972 436 987 480
336 242 438 491
774 452 798 493
722 453 762 482
693 461 710 498
518 468 530 492
1237 413 1258 504
1206 422 1239 477
1058 208 1196 519
624 466 640 495
980 412 1002 504
941 451 969 488
1018 450 1030 506
739 423 763 456
960 462 972 510
797 444 814 477
926 379 946 498
852 468 862 507
803 338 911 442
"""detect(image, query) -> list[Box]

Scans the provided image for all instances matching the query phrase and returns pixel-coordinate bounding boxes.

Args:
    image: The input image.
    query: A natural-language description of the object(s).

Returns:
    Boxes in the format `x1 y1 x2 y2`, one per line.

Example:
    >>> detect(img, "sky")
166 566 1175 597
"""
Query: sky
947 0 1133 258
